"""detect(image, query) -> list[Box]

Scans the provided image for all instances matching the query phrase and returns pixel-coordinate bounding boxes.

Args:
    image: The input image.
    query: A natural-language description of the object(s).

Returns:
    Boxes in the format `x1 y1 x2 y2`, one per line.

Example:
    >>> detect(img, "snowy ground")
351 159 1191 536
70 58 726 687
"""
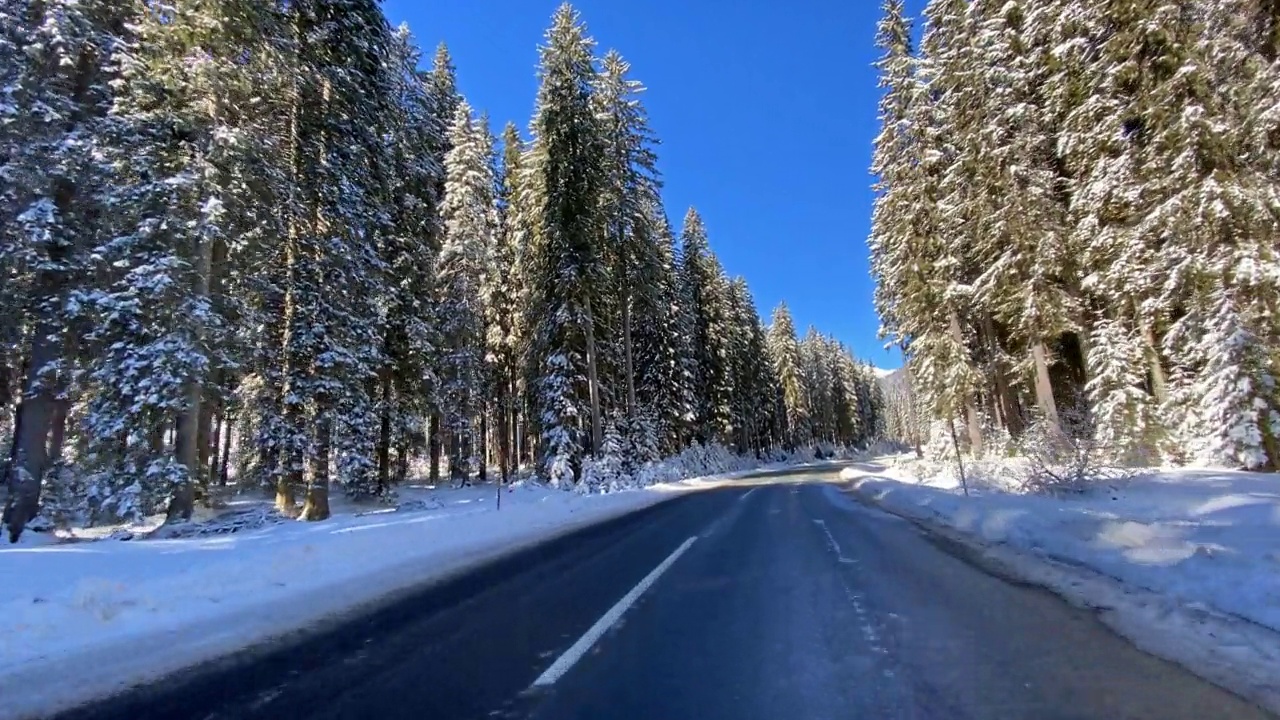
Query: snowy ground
0 468 775 720
842 457 1280 712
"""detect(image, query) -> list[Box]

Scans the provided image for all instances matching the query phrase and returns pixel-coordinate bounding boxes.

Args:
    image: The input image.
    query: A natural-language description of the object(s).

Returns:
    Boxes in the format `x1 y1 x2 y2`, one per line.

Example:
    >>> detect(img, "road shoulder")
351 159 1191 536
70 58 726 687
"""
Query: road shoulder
841 466 1280 715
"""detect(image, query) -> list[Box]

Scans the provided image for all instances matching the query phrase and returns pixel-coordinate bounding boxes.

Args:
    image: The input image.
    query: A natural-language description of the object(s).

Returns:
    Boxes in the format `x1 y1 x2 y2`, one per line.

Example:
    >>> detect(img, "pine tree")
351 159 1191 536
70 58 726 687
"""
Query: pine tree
723 278 776 454
87 0 295 524
1086 317 1159 464
1180 294 1279 470
1 0 134 540
967 0 1075 434
424 42 461 483
678 208 733 444
868 0 918 354
595 49 661 420
438 102 496 483
768 303 810 450
633 206 695 452
375 24 443 493
264 0 395 521
524 3 607 482
484 122 527 481
872 0 986 456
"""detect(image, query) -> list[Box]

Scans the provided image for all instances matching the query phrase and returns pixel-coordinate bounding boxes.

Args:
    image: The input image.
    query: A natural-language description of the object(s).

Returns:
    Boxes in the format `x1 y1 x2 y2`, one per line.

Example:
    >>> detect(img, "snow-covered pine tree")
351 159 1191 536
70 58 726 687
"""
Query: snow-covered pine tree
966 0 1076 436
438 102 496 483
883 0 986 456
827 340 858 447
0 0 28 451
1149 2 1280 470
524 3 607 483
85 0 267 523
631 205 695 453
872 0 977 455
1086 316 1160 464
594 49 661 422
678 208 734 444
581 412 627 493
484 122 528 481
1046 0 1177 459
1178 292 1279 470
705 258 738 445
800 327 837 444
424 42 461 483
768 302 811 451
374 25 443 493
868 0 921 362
1 0 134 540
721 278 755 453
266 0 394 520
722 277 779 454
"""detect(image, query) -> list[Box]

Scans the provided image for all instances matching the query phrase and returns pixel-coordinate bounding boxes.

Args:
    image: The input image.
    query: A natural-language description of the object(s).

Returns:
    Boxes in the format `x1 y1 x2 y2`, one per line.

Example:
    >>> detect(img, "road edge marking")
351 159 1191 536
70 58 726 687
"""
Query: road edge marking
531 535 699 688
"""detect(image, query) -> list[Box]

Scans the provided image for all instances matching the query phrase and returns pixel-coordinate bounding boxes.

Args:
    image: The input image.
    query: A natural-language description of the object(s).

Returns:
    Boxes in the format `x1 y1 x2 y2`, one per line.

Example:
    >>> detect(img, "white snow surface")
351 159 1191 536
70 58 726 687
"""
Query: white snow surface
843 458 1280 711
0 470 765 720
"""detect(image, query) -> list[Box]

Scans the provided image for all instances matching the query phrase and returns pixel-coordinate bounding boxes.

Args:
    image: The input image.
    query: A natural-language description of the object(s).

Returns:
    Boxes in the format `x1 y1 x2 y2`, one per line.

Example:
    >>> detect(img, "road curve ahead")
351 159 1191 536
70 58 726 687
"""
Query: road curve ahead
56 468 1273 720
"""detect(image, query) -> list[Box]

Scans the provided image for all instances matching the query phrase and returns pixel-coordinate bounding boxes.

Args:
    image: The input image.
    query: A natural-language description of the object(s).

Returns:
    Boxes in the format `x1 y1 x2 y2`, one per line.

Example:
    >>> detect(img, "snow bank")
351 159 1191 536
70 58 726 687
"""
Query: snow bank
0 470 764 720
842 460 1280 711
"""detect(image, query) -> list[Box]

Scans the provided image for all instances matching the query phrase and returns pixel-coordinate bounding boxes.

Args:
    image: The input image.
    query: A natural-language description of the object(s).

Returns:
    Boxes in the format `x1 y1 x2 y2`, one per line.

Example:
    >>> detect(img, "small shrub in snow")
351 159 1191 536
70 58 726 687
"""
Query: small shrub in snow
38 463 88 531
153 505 289 538
579 420 630 493
392 497 445 513
1016 406 1106 495
923 420 960 463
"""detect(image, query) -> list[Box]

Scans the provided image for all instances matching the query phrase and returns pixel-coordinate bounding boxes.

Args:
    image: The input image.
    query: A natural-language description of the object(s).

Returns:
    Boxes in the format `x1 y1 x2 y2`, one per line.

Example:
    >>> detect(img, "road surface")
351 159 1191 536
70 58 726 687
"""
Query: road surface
56 467 1273 720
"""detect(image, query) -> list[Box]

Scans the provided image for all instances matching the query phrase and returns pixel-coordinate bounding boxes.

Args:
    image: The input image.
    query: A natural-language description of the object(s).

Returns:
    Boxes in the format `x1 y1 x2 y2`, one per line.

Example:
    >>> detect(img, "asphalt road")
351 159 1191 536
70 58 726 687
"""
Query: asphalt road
56 467 1273 720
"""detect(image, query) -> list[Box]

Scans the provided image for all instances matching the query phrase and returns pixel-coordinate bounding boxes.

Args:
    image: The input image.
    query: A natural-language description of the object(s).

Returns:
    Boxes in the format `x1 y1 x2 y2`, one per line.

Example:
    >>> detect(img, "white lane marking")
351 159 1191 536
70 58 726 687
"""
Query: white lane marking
739 486 760 502
531 536 699 687
811 518 888 655
812 518 857 564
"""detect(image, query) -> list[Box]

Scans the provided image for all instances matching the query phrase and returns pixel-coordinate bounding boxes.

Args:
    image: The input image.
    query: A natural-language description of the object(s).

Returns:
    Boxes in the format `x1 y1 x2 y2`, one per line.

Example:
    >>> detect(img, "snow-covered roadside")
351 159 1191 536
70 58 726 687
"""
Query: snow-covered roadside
0 468 771 720
842 460 1280 712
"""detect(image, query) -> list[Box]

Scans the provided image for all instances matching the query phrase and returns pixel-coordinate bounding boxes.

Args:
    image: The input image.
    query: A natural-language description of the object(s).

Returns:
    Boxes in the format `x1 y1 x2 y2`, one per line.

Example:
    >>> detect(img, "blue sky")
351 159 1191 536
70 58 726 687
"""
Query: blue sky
382 0 923 369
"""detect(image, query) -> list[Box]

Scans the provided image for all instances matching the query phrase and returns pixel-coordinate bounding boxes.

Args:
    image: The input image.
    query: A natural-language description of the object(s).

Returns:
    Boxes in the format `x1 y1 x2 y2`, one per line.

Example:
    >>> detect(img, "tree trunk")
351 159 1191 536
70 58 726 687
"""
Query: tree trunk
275 459 299 515
478 409 488 482
622 291 636 416
1140 321 1168 403
948 310 983 456
583 296 603 456
429 412 442 482
1261 419 1279 472
208 409 223 486
47 393 69 467
448 430 462 484
275 383 303 516
376 370 392 493
963 387 983 456
197 399 214 476
170 225 214 523
394 441 408 484
300 408 331 521
980 313 1023 435
517 396 528 470
986 388 1003 431
218 412 232 486
498 380 512 482
4 264 70 541
0 356 11 422
1031 339 1061 433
